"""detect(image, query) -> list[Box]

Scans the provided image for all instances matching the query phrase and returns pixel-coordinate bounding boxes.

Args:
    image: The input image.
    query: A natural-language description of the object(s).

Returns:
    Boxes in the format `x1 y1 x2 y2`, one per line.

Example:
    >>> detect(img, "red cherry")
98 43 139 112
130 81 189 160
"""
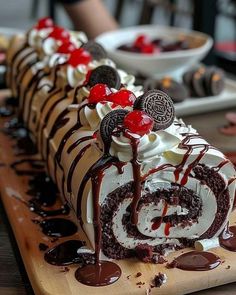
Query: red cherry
108 90 136 107
48 26 70 42
141 43 155 54
123 110 154 136
36 17 53 29
67 48 92 67
57 42 76 54
134 34 149 48
88 84 112 104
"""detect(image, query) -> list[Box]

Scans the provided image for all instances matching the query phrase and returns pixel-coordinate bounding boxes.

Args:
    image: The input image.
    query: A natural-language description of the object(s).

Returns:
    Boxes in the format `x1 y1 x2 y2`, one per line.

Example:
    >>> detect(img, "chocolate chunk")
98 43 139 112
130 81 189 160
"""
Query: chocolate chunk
100 109 129 153
135 90 175 131
88 65 121 89
82 41 107 60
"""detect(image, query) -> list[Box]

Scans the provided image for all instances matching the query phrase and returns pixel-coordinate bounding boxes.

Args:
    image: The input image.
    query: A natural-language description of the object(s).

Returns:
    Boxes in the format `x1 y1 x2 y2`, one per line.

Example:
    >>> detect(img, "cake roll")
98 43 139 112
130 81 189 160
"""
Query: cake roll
6 19 236 267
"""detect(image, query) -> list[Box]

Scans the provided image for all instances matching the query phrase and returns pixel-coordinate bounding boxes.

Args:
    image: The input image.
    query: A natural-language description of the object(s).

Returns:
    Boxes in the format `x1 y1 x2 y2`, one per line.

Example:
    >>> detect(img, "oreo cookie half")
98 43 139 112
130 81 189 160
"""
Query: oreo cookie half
100 109 129 153
82 41 107 60
158 77 188 103
204 68 225 96
191 70 207 97
135 90 175 131
88 65 121 89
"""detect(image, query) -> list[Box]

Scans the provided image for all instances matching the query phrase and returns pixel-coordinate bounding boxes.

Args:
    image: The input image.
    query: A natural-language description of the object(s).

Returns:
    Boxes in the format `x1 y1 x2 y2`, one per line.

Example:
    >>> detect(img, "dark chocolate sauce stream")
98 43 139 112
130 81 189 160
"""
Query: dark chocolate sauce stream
170 251 221 271
74 155 122 286
220 225 236 251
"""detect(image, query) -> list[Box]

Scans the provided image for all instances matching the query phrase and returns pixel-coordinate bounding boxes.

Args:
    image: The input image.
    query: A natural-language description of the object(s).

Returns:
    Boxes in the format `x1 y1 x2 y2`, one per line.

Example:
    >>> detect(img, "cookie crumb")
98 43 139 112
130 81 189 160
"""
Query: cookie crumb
152 272 167 288
126 275 131 279
226 265 231 269
38 243 48 251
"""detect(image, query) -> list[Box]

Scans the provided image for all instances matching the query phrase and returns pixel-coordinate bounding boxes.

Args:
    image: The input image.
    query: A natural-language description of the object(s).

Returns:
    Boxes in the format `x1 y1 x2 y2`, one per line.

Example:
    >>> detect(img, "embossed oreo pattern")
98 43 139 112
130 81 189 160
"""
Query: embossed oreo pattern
137 90 175 131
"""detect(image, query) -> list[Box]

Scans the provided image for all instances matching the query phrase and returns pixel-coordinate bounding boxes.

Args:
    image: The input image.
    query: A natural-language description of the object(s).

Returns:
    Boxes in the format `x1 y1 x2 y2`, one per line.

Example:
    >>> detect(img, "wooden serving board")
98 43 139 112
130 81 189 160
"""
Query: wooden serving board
1 91 236 295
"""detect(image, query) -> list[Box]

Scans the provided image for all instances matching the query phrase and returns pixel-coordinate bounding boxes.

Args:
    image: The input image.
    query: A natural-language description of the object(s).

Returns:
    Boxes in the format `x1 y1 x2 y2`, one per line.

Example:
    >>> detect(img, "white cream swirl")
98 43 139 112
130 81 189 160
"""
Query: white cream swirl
79 102 131 130
66 58 115 88
28 27 52 48
110 129 181 162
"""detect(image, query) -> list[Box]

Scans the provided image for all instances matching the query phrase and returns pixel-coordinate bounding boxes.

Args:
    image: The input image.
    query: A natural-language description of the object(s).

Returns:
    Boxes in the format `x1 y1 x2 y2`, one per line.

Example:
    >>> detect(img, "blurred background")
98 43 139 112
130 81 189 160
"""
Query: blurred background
0 0 235 72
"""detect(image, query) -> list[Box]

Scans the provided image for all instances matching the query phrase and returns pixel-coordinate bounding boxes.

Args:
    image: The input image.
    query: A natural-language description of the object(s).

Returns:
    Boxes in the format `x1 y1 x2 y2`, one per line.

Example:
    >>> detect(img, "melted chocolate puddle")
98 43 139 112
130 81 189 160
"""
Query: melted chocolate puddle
44 240 88 266
40 218 77 237
75 261 121 287
27 172 58 207
169 251 221 271
28 200 70 217
0 106 14 117
219 225 236 251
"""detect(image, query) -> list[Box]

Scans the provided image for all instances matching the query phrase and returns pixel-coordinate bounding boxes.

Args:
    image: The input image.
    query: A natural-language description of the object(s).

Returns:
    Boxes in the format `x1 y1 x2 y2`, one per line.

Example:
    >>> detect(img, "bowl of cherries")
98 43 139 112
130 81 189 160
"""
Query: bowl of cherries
96 25 213 77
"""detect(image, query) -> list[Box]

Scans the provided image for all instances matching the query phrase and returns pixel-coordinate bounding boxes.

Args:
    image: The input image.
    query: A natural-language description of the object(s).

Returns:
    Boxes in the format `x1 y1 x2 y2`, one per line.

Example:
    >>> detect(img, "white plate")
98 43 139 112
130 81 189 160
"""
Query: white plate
175 78 236 117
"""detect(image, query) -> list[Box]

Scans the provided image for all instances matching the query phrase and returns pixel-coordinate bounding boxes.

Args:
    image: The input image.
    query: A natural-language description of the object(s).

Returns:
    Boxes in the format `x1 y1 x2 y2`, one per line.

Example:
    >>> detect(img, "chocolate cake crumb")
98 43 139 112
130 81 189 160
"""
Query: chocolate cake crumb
32 218 41 224
51 237 59 243
136 281 145 286
126 275 131 279
135 244 153 262
136 272 142 277
166 259 178 269
39 243 48 251
152 272 167 288
226 265 231 269
60 266 69 272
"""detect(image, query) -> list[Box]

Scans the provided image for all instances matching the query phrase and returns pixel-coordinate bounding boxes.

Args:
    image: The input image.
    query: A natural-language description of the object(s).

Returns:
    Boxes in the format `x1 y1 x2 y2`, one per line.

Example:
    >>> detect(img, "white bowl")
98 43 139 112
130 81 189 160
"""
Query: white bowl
96 25 213 77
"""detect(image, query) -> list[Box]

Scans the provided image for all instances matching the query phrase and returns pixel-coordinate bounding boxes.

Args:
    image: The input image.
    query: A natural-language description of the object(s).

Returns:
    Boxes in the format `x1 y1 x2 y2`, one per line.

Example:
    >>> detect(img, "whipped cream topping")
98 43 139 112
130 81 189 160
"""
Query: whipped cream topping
28 27 53 48
118 69 143 97
80 102 132 130
67 58 115 88
110 128 181 162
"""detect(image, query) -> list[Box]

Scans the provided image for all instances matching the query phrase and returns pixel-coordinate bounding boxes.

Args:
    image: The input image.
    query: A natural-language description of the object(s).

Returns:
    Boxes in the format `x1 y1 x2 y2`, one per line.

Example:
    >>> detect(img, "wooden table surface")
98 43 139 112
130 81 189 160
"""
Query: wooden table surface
0 99 235 295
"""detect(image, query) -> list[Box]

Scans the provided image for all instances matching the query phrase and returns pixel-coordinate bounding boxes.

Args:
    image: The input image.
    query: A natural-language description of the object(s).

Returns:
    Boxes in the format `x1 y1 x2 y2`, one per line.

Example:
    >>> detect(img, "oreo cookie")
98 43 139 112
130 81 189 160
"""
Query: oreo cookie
88 65 121 89
100 109 129 153
158 77 188 103
82 41 107 60
204 67 225 96
143 78 159 91
191 68 207 97
135 90 175 131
